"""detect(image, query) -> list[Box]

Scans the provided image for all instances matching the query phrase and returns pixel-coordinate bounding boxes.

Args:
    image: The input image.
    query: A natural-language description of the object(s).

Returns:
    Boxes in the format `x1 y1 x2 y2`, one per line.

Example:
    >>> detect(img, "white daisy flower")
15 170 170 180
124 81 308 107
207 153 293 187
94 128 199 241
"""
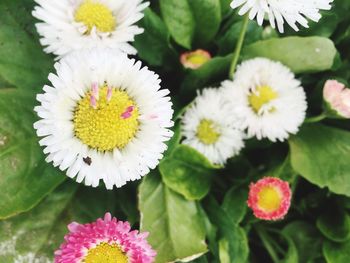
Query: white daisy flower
222 58 307 142
34 48 174 189
230 0 334 33
32 0 149 57
181 88 245 165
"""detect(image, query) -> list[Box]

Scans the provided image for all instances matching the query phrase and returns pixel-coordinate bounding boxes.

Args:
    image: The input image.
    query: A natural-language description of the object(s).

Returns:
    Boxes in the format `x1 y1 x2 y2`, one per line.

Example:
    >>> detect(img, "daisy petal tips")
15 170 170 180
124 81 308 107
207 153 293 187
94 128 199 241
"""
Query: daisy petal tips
34 48 174 189
54 213 156 263
32 0 149 57
230 0 334 33
248 177 292 221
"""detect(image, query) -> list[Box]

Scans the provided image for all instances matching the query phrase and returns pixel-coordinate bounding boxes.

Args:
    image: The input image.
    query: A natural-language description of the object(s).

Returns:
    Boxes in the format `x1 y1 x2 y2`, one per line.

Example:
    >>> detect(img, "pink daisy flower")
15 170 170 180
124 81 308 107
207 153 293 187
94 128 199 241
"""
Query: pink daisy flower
180 49 211 69
323 80 350 118
54 213 156 263
247 177 292 221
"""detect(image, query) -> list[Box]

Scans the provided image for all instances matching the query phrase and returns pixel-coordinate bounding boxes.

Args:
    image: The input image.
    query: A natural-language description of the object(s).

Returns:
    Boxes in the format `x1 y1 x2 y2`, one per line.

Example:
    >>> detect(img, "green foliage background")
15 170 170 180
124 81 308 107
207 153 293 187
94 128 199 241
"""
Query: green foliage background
0 0 350 262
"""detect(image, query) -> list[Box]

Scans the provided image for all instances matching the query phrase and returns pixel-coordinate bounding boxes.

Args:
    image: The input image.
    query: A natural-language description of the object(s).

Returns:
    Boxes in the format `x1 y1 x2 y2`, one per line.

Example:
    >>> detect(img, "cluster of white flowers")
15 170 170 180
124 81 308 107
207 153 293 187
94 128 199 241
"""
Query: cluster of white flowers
32 0 174 189
181 58 307 165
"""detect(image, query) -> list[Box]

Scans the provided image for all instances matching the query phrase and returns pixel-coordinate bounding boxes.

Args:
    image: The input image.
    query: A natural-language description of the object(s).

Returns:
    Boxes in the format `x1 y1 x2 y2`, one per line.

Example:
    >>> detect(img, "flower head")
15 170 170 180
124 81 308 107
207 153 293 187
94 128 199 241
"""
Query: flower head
222 57 307 142
323 80 350 119
248 177 292 221
180 49 211 69
32 0 149 57
181 88 244 165
34 49 173 189
230 0 334 33
55 213 156 263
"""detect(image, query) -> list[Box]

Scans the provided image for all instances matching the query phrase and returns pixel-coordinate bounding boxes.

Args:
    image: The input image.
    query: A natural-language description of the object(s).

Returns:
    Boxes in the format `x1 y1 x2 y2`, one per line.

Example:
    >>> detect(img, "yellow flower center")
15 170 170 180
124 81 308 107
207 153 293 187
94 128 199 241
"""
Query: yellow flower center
73 85 139 152
248 85 278 113
187 53 210 67
196 119 220 145
84 242 128 263
75 0 116 33
257 186 282 212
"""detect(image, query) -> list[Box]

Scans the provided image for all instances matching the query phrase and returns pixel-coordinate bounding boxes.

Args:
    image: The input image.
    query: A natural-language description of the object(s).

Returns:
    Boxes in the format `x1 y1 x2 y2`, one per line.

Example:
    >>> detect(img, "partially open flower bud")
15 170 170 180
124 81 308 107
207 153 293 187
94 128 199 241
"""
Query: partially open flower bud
323 80 350 119
180 49 211 69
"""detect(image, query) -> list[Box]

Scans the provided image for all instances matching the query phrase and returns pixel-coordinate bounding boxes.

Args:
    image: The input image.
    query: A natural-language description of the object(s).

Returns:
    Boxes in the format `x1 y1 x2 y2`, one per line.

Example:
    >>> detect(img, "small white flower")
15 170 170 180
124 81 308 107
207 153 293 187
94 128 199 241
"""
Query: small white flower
222 58 307 142
34 48 174 189
181 88 245 165
230 0 334 33
32 0 149 57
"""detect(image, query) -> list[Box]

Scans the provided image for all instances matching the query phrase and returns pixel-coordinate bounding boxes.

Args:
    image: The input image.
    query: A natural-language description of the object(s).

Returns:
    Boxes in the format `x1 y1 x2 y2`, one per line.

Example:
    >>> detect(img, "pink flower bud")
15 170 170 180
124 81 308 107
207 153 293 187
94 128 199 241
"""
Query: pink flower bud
323 80 350 119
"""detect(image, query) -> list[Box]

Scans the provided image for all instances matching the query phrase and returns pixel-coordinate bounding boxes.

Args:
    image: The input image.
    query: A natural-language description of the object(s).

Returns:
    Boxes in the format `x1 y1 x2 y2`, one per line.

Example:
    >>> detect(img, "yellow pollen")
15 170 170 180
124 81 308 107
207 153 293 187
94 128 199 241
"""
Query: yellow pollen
84 242 128 263
187 53 210 66
196 119 220 145
75 0 116 33
257 186 282 212
248 85 278 113
73 85 139 152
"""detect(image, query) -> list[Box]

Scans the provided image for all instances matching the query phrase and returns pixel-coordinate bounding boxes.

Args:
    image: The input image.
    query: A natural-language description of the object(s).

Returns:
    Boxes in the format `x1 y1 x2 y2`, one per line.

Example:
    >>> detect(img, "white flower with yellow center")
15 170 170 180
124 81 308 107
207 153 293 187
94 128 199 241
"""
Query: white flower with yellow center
32 0 148 57
181 88 245 165
230 0 334 33
222 57 307 142
34 49 174 189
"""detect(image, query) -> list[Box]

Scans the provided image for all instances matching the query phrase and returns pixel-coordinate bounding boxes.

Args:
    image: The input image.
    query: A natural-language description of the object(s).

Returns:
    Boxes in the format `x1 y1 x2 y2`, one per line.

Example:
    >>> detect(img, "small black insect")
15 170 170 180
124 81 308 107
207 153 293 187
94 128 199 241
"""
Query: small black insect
83 156 92 166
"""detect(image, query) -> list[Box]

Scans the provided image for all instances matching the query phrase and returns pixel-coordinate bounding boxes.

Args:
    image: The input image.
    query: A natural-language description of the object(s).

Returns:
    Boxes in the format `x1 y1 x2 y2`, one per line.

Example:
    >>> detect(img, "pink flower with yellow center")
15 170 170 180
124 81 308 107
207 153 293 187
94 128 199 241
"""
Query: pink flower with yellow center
247 177 292 221
323 80 350 119
180 49 211 69
54 213 156 263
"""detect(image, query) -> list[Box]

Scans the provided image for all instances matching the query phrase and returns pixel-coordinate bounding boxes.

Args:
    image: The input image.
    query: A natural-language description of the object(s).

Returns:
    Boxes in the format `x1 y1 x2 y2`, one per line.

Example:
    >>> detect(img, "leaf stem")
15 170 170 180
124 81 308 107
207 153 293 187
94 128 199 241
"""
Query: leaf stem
304 112 327 123
229 14 249 79
255 226 280 263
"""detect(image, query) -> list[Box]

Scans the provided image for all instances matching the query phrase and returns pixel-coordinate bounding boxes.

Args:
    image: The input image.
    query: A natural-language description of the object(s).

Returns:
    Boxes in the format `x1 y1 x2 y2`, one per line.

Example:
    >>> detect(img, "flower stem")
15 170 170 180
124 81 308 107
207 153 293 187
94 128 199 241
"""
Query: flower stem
229 14 249 79
255 226 280 263
304 112 327 123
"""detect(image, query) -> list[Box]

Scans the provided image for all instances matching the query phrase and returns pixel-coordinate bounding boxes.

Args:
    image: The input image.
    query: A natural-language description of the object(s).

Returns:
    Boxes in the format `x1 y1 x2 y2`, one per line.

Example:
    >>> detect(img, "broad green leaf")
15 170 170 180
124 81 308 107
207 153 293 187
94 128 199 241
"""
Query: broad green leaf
180 54 232 99
0 182 123 261
289 124 350 197
222 186 248 225
282 235 299 263
0 0 53 90
204 197 249 263
220 0 233 17
283 221 323 263
139 172 207 263
0 89 65 219
160 145 216 200
160 0 195 48
134 8 176 67
0 182 77 262
317 205 350 242
323 239 350 263
217 20 263 56
270 155 298 183
243 37 337 73
189 0 221 45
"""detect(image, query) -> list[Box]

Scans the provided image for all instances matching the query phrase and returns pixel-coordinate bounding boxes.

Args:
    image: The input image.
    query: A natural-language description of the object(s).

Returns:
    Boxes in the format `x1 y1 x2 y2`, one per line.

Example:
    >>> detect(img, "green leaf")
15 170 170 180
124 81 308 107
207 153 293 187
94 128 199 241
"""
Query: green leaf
220 0 233 17
317 205 350 242
283 221 323 263
0 89 65 219
139 171 207 263
204 197 249 263
282 235 299 263
188 0 221 46
0 182 77 262
243 37 337 73
159 145 216 200
0 181 124 261
323 239 350 263
160 0 195 48
180 54 232 99
0 0 53 90
134 8 176 67
289 124 350 197
222 186 248 225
